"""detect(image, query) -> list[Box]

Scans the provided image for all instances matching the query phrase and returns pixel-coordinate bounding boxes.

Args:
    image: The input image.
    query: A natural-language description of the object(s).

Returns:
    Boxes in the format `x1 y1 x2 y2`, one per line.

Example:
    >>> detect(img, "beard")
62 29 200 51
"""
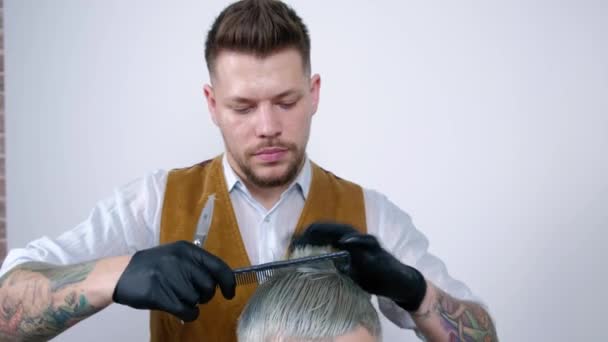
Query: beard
229 139 306 189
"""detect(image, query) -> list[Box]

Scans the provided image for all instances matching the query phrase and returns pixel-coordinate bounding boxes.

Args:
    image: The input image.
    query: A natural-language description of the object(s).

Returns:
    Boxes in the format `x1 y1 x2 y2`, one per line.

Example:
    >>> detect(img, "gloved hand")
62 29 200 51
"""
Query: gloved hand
291 222 427 312
112 240 236 322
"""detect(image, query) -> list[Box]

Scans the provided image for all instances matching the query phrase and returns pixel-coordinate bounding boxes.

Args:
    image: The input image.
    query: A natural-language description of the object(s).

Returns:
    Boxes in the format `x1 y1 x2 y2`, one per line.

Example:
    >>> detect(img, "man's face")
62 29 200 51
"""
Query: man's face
334 326 377 342
204 48 320 188
268 326 377 342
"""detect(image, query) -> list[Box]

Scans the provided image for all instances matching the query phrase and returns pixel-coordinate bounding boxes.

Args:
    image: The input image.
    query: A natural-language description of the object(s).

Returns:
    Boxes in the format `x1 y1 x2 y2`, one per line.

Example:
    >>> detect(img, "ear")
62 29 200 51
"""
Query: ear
203 84 219 126
309 74 321 115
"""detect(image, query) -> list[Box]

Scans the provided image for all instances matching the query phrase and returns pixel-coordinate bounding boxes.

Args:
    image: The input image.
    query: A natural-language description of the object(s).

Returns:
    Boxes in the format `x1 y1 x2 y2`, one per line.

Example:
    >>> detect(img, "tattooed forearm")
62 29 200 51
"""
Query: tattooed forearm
415 287 498 342
0 261 101 341
1 262 94 291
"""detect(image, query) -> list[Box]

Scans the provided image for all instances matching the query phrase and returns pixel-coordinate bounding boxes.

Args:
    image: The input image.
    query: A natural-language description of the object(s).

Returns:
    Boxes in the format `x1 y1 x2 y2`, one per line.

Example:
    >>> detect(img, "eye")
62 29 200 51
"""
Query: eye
278 101 297 110
233 107 253 114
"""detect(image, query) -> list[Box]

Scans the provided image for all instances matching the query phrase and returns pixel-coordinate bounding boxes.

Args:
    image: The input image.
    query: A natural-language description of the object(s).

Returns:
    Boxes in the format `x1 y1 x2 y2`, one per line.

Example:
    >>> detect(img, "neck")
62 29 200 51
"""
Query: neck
245 182 289 210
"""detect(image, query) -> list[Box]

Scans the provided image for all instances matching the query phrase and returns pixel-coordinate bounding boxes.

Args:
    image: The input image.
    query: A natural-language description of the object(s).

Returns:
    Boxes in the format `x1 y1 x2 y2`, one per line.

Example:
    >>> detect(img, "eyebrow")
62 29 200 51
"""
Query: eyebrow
226 89 301 104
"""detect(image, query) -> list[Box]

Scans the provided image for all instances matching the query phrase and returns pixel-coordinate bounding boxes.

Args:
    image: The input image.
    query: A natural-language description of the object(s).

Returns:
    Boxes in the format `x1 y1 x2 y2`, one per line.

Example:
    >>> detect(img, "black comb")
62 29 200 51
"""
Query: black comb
233 250 350 286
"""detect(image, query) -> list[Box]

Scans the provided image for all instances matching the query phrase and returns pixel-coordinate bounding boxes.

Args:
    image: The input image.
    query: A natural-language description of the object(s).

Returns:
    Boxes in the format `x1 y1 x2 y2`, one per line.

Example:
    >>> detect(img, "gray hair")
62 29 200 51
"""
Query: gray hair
237 246 382 342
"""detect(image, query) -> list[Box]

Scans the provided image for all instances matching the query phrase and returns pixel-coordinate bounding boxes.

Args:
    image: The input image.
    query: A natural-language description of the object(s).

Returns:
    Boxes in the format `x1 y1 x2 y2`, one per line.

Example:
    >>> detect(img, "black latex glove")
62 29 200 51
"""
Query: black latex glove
112 241 236 322
291 222 427 312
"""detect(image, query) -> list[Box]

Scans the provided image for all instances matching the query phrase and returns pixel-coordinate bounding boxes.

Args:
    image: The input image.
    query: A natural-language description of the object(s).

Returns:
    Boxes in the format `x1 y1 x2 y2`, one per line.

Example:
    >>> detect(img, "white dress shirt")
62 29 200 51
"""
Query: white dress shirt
0 156 480 334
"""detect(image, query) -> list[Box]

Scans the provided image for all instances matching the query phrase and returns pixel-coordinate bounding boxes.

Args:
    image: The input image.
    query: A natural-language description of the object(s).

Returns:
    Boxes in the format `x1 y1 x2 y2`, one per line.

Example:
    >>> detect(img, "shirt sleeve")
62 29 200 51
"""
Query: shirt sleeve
364 188 484 330
0 169 168 278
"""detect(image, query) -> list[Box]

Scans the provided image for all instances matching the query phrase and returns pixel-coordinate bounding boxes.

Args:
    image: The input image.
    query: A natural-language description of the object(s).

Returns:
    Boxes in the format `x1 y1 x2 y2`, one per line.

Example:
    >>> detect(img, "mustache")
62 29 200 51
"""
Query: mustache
247 140 297 155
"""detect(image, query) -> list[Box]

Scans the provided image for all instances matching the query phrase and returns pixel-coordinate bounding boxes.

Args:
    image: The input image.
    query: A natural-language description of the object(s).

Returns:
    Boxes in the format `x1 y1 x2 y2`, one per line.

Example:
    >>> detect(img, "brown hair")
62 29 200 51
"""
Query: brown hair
204 0 311 77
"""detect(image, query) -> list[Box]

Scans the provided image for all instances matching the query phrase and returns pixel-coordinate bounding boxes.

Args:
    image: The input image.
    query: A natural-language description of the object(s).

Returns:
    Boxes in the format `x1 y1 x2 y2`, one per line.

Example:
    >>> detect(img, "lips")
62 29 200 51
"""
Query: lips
254 147 288 163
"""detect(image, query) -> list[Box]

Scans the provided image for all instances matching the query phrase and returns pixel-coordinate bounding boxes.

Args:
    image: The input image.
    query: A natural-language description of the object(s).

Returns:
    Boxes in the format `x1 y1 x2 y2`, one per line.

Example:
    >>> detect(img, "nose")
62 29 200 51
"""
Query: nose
255 103 281 139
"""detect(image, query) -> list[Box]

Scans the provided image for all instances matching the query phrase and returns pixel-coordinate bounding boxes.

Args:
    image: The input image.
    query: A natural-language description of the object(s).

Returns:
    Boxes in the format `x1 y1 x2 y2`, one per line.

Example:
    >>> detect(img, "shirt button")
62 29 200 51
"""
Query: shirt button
264 217 270 223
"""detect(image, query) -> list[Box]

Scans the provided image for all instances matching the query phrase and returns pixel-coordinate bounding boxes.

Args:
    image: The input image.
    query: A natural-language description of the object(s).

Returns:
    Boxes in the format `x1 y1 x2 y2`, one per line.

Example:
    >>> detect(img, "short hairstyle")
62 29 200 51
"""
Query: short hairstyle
204 0 311 76
237 246 382 342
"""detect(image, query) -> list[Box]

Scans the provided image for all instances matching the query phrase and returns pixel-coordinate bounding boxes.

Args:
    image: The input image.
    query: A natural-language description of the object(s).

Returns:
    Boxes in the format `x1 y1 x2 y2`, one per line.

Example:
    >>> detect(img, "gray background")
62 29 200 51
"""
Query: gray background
5 0 608 340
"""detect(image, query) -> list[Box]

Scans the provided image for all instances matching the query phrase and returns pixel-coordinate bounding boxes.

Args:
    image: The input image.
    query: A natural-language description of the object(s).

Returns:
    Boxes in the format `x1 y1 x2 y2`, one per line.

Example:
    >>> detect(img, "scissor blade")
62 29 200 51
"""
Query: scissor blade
193 194 215 247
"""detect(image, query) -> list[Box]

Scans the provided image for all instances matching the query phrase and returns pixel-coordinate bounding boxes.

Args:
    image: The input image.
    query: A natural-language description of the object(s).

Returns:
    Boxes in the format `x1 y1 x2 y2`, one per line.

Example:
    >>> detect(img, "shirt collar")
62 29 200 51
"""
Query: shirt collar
222 154 312 200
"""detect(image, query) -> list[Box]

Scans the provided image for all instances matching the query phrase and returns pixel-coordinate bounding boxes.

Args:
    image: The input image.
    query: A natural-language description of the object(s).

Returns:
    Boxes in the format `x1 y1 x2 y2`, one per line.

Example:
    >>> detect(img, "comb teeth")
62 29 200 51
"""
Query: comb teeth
231 251 350 286
235 269 278 286
235 271 258 286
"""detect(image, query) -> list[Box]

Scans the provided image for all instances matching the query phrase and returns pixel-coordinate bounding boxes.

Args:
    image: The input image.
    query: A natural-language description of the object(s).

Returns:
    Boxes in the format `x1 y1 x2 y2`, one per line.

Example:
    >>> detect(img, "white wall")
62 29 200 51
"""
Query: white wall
5 0 608 341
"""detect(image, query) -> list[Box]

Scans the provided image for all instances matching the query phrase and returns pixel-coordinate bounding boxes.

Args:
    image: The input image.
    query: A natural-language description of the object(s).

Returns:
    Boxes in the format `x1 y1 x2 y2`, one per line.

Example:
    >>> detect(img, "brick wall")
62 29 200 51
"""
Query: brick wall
0 0 5 262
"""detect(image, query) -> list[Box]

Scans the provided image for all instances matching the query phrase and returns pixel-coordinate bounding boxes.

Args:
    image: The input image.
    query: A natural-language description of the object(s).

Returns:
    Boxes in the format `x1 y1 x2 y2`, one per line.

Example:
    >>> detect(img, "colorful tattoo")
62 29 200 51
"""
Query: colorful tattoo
435 288 498 342
0 261 100 340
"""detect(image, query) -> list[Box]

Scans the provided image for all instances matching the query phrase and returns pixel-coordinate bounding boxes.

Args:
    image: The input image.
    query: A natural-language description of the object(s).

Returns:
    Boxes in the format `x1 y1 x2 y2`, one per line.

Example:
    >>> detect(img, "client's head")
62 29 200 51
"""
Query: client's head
237 246 382 342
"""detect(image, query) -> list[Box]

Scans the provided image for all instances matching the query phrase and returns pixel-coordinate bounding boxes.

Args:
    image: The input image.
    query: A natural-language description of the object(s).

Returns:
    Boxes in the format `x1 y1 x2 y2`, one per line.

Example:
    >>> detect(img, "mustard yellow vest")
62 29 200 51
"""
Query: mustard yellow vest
150 156 367 342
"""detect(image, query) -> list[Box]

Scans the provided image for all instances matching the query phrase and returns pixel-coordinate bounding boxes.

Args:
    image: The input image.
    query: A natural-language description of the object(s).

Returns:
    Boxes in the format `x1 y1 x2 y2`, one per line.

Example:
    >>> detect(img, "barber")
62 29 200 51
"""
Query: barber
0 1 496 341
